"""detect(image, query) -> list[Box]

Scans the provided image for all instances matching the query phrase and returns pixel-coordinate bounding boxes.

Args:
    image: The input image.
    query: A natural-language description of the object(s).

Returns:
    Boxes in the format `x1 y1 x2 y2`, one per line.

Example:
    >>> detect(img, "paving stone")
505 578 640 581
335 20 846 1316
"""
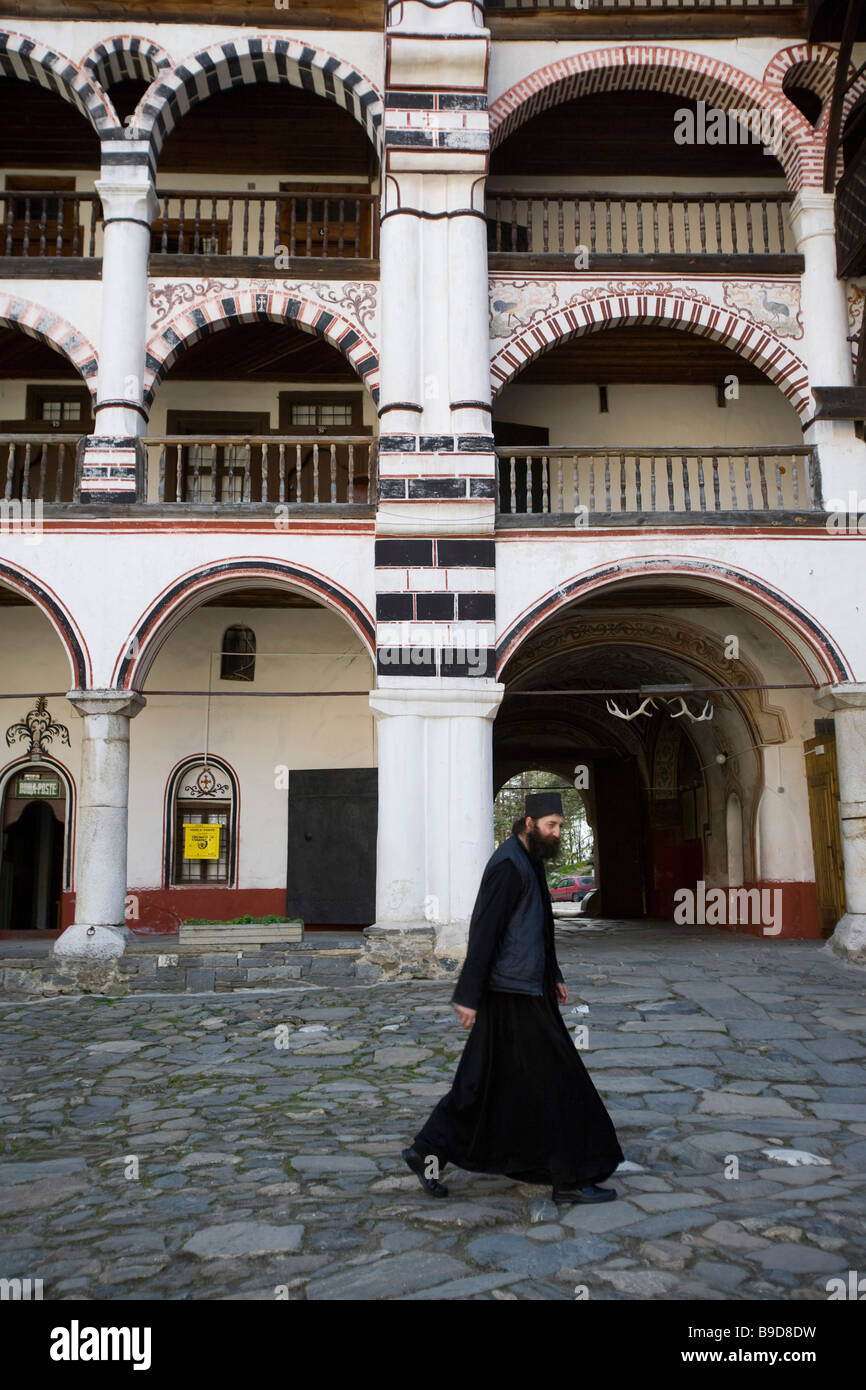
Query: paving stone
754 1243 844 1273
290 1154 379 1175
306 1252 471 1300
182 1222 305 1259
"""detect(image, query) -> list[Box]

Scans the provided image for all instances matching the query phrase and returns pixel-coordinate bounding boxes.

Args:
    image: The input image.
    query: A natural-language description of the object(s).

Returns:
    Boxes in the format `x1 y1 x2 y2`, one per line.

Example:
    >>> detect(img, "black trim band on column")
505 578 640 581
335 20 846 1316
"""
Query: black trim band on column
378 402 423 416
451 401 493 413
101 217 153 231
94 399 150 421
380 208 488 224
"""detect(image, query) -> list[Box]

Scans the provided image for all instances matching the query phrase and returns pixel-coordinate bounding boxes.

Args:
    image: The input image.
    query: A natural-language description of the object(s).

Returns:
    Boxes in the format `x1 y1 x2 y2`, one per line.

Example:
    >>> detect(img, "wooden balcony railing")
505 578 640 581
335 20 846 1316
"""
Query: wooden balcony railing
0 193 100 259
496 446 816 516
487 0 794 9
146 436 377 506
1 434 82 503
487 190 797 262
151 191 379 264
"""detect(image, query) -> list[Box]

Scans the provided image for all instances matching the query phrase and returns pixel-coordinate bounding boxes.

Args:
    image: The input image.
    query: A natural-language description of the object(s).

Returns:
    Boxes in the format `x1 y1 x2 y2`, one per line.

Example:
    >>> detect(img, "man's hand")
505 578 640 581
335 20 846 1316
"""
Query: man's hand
455 1004 477 1030
555 981 569 1004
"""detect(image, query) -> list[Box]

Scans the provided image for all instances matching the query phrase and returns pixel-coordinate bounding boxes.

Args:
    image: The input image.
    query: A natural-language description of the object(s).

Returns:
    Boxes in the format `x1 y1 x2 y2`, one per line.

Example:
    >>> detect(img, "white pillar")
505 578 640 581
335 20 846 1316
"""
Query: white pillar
54 690 145 959
366 680 503 971
93 175 158 437
791 190 866 505
817 684 866 962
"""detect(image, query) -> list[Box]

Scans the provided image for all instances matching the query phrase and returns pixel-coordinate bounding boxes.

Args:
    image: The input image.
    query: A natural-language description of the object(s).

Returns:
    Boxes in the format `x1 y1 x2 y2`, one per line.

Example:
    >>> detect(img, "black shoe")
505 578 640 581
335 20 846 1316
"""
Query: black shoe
402 1146 449 1198
552 1182 617 1204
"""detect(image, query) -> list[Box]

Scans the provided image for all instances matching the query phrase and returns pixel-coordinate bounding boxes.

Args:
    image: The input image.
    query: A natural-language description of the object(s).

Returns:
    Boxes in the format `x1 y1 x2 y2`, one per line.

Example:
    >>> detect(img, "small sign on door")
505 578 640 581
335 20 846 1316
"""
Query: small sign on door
184 824 221 859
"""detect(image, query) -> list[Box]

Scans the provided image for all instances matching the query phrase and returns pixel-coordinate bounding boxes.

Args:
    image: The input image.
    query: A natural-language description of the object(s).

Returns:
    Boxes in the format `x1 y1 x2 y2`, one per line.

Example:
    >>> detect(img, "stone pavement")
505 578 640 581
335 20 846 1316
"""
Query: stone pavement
1 920 864 1301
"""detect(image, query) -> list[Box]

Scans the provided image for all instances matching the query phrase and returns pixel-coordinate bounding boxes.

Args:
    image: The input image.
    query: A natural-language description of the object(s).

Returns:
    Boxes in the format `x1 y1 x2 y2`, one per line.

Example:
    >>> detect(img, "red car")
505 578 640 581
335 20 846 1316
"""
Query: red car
549 872 595 903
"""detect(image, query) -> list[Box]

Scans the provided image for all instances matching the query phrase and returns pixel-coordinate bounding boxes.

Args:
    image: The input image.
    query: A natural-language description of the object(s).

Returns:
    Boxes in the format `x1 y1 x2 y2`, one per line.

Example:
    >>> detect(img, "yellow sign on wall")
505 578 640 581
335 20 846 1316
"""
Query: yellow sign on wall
184 824 221 860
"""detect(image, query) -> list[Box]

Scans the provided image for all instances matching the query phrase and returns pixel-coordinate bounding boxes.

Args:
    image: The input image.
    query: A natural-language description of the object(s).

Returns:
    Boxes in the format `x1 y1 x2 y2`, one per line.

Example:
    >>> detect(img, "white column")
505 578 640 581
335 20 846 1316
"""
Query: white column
817 683 866 962
54 690 145 959
791 190 866 505
93 174 158 437
367 681 503 965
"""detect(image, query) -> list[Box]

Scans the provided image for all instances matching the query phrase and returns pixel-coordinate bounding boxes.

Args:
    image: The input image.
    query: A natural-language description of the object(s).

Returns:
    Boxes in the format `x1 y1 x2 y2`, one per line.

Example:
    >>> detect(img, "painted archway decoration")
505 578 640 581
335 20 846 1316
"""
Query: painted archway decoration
489 46 822 190
496 556 851 686
112 557 376 690
489 286 811 422
132 35 383 162
0 293 98 393
0 29 120 134
143 286 379 408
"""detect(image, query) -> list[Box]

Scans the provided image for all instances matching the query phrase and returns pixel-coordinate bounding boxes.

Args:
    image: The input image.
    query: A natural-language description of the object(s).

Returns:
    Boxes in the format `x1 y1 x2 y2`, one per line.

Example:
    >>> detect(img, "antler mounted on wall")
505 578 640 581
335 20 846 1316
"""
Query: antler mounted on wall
605 689 714 723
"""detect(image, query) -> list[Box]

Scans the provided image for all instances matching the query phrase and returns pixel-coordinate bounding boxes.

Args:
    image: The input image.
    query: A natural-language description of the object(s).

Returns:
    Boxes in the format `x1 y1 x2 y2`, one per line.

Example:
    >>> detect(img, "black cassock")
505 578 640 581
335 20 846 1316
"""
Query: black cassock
412 841 624 1187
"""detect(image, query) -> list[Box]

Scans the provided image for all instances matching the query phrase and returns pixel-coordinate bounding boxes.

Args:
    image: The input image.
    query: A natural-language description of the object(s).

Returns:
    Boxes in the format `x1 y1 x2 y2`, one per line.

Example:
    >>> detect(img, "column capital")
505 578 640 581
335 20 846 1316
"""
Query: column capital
789 190 837 243
370 680 504 722
94 177 159 225
816 682 866 712
66 689 146 720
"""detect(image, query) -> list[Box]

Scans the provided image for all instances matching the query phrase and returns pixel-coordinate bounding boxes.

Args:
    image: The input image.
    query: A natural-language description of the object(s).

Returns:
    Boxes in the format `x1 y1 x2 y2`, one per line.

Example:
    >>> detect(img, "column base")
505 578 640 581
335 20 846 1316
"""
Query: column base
361 923 462 981
53 923 130 960
825 914 866 967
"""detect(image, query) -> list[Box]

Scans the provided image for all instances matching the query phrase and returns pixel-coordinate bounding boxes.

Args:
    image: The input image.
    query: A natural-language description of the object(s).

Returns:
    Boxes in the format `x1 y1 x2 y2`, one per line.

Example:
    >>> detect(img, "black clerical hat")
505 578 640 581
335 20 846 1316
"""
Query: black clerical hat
525 791 563 818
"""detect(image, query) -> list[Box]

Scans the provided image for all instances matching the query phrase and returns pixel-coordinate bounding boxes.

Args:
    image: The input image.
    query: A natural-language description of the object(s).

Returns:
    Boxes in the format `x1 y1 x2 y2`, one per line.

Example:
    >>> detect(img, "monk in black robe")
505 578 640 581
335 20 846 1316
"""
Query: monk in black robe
403 791 624 1205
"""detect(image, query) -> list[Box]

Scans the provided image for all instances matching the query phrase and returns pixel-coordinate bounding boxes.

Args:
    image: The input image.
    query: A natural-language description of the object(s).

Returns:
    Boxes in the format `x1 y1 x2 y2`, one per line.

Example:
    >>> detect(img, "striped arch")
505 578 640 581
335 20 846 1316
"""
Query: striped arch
0 293 98 392
764 43 864 132
0 561 91 688
489 46 821 190
489 291 811 422
112 558 376 690
132 35 383 163
496 557 851 686
82 35 172 91
0 29 120 135
144 288 379 408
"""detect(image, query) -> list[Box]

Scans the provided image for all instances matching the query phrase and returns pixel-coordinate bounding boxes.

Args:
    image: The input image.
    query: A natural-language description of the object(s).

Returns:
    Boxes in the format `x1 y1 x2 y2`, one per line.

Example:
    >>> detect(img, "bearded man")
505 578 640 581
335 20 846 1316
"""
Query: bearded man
403 791 624 1205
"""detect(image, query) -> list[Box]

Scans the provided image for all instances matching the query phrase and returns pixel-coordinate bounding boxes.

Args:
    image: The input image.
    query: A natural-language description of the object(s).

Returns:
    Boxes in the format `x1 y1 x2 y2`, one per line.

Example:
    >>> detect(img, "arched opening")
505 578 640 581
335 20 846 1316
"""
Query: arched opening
121 571 377 932
488 82 798 267
0 324 94 503
0 73 103 264
141 45 381 270
0 581 80 935
496 569 837 938
144 318 377 506
1 781 65 930
492 320 809 518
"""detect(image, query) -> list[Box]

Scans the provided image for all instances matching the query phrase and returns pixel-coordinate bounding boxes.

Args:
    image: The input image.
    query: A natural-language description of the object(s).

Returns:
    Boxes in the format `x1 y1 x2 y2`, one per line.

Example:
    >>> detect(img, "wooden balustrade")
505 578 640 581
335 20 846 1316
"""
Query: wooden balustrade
486 0 790 9
495 446 816 515
146 436 377 506
0 435 81 503
0 192 99 258
151 191 379 260
487 190 795 258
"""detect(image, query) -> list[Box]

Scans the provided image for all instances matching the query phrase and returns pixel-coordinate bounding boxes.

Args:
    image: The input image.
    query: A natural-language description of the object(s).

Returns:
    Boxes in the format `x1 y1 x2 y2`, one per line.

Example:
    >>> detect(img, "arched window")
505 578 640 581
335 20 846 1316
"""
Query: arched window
166 759 237 887
221 625 255 682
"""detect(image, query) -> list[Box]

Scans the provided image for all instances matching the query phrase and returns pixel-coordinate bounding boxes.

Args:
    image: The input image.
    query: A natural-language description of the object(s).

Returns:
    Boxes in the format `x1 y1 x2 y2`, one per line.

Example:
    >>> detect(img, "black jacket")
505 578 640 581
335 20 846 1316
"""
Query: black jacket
451 833 564 1011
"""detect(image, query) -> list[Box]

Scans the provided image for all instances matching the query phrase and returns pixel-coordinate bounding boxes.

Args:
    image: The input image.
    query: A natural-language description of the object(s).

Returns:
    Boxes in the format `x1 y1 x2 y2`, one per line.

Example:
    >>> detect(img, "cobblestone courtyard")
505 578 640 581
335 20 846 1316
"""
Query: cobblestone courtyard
1 921 865 1301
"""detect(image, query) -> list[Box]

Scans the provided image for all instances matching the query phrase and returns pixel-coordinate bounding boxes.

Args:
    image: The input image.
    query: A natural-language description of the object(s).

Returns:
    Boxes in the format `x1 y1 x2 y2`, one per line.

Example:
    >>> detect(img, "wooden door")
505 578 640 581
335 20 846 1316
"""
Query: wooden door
286 768 378 927
593 755 645 917
804 733 846 938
